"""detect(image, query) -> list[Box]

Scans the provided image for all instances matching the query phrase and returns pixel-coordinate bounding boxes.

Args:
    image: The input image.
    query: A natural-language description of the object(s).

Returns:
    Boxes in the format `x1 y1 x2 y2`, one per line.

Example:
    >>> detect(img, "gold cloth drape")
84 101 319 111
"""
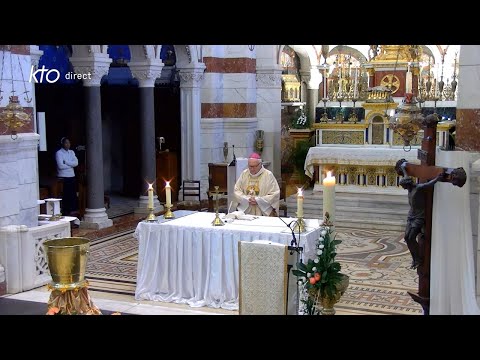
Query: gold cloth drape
47 283 102 315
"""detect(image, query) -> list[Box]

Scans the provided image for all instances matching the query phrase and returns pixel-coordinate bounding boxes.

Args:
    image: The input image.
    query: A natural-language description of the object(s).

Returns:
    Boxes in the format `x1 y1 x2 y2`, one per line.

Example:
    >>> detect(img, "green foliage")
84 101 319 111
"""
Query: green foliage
291 140 311 173
294 226 343 301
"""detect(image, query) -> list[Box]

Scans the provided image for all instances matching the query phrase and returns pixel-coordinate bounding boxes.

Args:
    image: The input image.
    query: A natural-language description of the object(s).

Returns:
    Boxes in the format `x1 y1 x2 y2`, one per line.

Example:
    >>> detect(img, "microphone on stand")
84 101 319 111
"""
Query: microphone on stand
278 215 300 254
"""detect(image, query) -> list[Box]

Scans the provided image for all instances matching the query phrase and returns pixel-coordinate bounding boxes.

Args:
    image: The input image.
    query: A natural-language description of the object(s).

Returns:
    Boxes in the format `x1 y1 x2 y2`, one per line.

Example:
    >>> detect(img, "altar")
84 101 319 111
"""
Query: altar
304 146 419 191
134 211 321 310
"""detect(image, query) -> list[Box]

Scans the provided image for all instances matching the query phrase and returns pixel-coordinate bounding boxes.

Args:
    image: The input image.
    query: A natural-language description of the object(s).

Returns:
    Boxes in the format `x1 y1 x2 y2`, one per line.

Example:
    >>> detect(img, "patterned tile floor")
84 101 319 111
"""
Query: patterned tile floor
3 225 422 315
335 228 422 315
83 225 422 315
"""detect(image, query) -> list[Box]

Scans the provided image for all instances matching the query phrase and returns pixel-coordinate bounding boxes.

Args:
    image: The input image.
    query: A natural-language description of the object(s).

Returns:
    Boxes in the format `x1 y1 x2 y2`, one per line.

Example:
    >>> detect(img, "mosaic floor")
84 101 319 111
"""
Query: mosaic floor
85 226 422 315
335 228 422 315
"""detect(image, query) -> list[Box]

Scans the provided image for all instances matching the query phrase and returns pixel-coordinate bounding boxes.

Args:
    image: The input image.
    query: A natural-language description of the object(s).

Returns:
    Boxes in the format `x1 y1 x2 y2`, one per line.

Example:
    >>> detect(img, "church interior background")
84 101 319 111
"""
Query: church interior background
0 44 479 315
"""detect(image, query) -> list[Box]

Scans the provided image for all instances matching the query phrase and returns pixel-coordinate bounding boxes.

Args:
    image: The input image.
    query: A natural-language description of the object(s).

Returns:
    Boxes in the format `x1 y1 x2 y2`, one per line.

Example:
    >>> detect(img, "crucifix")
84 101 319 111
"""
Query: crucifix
394 114 467 315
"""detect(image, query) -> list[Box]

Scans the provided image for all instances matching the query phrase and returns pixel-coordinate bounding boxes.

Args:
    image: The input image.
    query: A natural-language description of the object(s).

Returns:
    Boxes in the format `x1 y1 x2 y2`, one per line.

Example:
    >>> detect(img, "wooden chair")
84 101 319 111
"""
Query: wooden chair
176 180 206 211
279 180 288 217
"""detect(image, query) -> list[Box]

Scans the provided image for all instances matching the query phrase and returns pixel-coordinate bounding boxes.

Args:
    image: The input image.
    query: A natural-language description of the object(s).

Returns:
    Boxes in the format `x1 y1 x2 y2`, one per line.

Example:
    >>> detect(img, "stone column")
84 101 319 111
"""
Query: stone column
300 67 322 123
178 65 206 199
71 54 113 229
456 45 480 299
29 45 43 134
256 66 283 179
130 62 164 214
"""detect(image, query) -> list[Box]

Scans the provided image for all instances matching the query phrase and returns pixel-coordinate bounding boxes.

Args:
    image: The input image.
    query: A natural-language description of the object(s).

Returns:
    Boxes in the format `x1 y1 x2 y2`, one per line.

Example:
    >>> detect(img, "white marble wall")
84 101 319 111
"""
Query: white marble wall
199 45 258 196
457 45 480 109
0 133 40 228
471 156 480 297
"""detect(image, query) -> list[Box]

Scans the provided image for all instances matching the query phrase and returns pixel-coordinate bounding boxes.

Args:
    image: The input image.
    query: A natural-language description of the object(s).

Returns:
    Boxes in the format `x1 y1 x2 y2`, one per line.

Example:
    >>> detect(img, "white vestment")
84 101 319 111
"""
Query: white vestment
234 166 280 216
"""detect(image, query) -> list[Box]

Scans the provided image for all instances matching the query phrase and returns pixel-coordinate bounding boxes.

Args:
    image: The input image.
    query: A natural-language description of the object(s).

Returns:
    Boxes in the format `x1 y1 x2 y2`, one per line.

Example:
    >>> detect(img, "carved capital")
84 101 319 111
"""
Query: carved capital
130 63 164 87
29 45 43 69
256 73 282 88
70 55 112 87
178 70 205 88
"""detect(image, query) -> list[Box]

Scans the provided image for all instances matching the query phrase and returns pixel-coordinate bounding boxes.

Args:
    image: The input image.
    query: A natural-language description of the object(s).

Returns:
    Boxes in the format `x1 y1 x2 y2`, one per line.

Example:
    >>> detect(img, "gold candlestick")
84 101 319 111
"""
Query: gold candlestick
164 203 175 219
212 186 225 226
293 216 306 233
145 207 157 222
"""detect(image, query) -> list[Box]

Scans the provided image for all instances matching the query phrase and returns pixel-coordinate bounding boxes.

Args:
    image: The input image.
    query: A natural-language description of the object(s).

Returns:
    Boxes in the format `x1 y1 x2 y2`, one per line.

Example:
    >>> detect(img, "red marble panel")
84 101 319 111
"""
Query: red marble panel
0 281 6 296
0 107 34 134
204 57 256 73
201 103 257 118
456 108 480 151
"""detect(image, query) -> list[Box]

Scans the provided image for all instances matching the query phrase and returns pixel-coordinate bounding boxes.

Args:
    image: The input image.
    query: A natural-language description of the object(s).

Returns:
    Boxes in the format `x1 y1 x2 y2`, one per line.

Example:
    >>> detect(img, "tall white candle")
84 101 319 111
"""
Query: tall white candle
406 63 412 94
297 188 304 218
148 183 154 209
322 171 336 223
323 72 327 98
165 181 172 207
353 68 358 98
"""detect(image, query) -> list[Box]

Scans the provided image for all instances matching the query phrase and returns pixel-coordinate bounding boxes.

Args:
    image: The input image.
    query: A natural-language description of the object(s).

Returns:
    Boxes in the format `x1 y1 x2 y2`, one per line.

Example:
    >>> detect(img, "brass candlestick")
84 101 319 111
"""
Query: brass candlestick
164 203 175 219
293 216 306 233
212 186 225 226
145 207 157 222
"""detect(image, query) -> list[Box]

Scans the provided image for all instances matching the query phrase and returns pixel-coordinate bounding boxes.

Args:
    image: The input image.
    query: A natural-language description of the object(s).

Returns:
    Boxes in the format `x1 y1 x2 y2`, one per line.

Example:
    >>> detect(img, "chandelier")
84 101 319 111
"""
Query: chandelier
0 46 32 140
387 45 427 151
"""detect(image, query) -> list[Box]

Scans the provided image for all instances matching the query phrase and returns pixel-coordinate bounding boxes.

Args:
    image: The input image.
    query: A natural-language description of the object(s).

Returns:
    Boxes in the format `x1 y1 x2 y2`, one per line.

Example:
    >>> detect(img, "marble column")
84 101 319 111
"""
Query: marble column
130 63 164 214
256 66 283 179
455 45 480 298
300 67 322 124
178 65 206 199
29 45 43 134
71 55 113 229
456 45 480 152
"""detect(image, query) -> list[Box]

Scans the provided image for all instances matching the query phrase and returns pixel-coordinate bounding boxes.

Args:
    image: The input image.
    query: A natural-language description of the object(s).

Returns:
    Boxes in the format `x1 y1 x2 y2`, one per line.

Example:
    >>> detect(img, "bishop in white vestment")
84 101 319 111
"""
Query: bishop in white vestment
234 153 280 216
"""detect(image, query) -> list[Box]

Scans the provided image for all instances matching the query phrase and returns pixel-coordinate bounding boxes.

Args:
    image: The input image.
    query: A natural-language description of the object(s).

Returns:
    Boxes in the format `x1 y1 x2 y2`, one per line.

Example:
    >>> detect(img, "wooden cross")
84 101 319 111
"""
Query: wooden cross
395 114 467 315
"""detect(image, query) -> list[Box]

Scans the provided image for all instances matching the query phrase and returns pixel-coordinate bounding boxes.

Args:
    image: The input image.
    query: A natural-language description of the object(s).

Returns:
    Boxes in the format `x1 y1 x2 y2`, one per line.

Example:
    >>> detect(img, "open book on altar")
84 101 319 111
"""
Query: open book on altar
223 210 258 221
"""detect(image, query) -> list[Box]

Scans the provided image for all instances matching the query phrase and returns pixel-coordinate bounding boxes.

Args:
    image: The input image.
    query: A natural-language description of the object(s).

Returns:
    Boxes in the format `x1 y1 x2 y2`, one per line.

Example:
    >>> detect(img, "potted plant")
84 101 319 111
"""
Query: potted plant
293 214 349 315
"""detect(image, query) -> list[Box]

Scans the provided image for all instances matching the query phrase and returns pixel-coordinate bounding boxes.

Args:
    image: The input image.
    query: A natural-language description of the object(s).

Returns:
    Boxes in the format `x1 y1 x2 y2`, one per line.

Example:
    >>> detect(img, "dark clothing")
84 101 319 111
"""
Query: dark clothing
59 177 78 216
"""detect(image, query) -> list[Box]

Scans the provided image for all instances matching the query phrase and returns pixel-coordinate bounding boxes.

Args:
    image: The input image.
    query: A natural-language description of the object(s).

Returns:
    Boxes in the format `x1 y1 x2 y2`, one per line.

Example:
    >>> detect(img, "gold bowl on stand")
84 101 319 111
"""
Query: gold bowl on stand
43 237 90 289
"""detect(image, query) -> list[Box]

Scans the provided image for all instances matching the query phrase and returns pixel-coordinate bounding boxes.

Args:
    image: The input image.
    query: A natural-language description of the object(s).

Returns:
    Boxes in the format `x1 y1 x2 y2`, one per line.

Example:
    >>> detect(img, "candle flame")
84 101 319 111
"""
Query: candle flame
147 183 153 190
165 181 170 187
297 188 303 197
327 171 332 178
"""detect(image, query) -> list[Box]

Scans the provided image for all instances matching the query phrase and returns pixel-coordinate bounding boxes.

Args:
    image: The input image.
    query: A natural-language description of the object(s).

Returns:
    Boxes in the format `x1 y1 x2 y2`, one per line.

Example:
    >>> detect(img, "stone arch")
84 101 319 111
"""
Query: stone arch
287 45 319 71
329 45 368 64
365 111 388 124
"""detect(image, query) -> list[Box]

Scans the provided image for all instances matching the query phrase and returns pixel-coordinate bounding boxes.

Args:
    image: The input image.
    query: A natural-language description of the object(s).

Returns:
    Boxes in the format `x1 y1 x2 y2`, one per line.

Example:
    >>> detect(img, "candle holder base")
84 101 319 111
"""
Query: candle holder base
144 209 157 222
293 217 306 233
164 205 175 219
212 212 225 226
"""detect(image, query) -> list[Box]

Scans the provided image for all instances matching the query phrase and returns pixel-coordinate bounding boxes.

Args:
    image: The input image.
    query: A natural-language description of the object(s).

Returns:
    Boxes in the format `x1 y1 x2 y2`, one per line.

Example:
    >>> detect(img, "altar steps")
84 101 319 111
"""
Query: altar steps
286 190 409 231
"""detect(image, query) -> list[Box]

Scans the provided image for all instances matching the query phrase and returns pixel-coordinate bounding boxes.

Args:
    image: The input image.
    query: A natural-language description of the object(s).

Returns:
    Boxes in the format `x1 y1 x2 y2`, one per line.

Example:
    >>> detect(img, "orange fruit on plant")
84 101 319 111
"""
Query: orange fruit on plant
314 273 321 281
309 277 316 285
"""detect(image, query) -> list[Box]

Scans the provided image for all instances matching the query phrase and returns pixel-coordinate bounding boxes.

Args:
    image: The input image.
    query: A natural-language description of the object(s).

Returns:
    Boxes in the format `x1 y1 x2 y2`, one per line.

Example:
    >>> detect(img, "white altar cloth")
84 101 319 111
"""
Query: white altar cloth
134 211 321 310
304 146 419 179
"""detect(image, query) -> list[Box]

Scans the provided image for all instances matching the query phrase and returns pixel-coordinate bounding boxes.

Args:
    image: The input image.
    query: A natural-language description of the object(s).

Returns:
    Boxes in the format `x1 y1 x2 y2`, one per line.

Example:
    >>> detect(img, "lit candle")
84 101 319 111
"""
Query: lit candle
147 183 154 209
165 181 172 207
297 188 304 218
322 171 336 224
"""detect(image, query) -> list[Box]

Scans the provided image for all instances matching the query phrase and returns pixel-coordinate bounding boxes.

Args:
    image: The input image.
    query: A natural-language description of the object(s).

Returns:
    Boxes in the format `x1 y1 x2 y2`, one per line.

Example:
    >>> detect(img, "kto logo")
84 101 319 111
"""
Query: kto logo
29 65 60 83
29 65 92 83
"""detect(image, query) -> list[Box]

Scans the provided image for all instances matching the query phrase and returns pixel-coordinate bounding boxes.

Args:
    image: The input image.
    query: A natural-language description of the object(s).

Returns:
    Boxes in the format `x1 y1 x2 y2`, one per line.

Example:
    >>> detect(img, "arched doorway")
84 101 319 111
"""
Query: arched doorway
371 115 385 145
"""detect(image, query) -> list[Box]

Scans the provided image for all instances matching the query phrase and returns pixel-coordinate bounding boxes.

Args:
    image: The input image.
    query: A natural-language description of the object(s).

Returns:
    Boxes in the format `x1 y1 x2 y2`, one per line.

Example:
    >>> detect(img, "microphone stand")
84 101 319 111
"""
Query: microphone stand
278 216 304 314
